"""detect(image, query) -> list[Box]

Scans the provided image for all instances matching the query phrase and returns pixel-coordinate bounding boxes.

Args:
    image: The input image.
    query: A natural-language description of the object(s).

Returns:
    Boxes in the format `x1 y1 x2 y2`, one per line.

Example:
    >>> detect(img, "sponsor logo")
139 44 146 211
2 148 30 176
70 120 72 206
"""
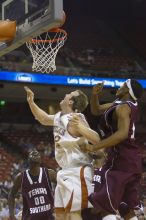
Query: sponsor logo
17 74 32 82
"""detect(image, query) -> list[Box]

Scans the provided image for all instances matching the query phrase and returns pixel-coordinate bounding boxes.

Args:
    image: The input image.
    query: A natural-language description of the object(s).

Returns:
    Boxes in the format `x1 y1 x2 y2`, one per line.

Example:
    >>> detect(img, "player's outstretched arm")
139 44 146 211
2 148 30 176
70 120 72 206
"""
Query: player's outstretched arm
84 104 131 153
90 82 112 116
24 86 54 126
8 173 22 220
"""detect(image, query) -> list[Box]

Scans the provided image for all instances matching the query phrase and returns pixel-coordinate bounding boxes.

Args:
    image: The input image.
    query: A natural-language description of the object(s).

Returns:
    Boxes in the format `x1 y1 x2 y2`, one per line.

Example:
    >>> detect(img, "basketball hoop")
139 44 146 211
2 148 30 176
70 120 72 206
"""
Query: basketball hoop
26 28 67 73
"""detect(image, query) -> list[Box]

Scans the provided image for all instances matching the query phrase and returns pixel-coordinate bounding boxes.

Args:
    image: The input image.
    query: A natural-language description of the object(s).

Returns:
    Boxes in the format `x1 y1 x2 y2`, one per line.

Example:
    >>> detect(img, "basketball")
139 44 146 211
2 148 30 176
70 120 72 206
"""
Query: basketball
0 20 16 42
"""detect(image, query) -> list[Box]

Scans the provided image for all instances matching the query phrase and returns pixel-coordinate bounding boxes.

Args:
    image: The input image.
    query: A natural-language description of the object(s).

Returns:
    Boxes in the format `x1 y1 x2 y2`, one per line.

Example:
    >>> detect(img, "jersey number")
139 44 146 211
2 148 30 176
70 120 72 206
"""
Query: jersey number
34 196 45 206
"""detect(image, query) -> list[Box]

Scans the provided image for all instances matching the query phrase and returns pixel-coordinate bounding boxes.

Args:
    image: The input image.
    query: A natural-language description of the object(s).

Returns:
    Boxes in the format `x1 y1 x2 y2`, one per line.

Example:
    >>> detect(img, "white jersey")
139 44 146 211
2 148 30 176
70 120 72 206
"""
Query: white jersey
53 112 92 168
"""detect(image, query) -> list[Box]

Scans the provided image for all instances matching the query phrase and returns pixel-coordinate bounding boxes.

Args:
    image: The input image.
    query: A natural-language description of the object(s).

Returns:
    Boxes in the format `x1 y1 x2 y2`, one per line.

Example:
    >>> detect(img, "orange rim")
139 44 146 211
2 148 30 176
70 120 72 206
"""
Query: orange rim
28 28 67 43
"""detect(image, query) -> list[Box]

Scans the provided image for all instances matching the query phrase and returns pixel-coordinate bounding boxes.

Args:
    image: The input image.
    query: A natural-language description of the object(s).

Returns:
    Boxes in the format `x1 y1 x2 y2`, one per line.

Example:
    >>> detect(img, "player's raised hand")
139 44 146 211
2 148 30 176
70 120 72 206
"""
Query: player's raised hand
69 113 88 132
24 86 34 103
92 82 104 95
69 113 81 127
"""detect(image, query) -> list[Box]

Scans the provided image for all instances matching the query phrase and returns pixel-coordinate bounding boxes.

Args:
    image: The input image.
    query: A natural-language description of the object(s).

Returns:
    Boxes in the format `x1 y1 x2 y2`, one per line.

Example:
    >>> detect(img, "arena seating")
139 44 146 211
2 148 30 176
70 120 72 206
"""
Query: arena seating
0 147 15 182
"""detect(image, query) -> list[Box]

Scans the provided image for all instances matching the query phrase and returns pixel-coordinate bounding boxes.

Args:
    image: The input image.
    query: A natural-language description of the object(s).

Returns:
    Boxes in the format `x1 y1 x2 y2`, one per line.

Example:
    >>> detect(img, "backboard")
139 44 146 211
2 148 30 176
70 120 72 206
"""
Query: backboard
0 0 63 57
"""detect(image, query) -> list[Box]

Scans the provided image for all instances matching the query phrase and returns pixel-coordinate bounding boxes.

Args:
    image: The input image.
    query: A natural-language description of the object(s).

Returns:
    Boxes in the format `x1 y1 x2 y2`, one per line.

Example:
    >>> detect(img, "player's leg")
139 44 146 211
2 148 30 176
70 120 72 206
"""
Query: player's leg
89 170 123 214
67 211 82 220
55 210 67 220
82 208 102 220
89 169 132 220
67 209 102 220
119 202 144 219
54 174 66 220
54 168 83 220
120 207 144 220
55 166 93 220
68 166 94 220
119 174 142 220
100 210 117 220
124 210 138 220
70 166 94 220
119 203 136 220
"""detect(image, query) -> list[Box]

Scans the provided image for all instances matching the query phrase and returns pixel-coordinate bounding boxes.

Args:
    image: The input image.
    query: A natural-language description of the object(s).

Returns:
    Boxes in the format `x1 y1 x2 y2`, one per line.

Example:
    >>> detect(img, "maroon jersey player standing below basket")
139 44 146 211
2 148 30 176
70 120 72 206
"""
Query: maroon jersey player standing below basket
70 79 144 220
8 150 56 220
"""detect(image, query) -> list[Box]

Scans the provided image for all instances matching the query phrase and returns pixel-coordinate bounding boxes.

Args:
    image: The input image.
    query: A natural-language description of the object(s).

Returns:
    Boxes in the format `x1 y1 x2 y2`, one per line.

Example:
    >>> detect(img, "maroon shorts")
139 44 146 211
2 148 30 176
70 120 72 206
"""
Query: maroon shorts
89 167 141 214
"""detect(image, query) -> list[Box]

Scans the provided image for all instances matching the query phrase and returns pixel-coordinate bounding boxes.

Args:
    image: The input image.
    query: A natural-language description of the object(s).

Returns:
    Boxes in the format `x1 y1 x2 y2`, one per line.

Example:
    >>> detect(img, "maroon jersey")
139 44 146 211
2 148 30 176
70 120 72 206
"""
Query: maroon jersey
89 100 142 214
99 100 142 173
21 167 54 220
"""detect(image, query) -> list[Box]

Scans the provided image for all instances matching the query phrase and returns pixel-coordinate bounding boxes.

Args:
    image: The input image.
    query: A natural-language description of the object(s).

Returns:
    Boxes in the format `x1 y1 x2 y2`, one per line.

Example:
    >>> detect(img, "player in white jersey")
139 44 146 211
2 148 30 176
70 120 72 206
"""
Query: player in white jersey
24 86 100 220
54 111 92 168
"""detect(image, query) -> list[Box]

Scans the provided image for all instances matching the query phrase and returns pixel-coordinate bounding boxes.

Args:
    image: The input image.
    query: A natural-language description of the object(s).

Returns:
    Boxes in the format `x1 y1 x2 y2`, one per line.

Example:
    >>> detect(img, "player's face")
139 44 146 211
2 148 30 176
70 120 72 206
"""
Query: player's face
60 91 79 108
116 82 129 99
28 150 41 164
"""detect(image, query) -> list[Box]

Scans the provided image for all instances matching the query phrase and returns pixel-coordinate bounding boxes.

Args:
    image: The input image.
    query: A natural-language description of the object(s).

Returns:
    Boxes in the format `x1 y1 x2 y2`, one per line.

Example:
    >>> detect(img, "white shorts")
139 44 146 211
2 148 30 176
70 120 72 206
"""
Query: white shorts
55 165 94 212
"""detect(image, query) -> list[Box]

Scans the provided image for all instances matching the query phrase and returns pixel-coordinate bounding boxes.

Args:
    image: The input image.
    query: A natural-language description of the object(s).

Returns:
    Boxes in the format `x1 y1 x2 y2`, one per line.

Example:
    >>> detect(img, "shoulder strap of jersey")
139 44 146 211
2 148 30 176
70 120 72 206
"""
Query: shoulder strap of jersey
43 167 52 189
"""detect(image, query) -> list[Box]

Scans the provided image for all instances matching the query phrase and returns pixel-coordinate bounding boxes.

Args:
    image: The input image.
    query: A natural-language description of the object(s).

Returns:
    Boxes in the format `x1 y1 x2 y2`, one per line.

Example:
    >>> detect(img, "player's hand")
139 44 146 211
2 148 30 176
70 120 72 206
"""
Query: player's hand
69 114 88 133
89 149 106 159
69 114 81 128
92 82 104 95
80 143 96 153
24 86 34 103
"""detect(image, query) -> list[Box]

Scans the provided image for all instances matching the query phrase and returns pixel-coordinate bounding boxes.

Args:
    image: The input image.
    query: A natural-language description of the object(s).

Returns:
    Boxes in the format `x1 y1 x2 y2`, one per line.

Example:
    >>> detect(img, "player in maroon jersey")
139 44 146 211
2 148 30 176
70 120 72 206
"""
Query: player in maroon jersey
70 79 143 220
8 150 56 220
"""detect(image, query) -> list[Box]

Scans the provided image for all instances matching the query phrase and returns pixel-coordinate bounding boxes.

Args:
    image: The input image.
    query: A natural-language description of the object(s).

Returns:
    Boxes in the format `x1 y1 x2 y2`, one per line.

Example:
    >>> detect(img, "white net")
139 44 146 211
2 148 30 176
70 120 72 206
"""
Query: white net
26 28 67 73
